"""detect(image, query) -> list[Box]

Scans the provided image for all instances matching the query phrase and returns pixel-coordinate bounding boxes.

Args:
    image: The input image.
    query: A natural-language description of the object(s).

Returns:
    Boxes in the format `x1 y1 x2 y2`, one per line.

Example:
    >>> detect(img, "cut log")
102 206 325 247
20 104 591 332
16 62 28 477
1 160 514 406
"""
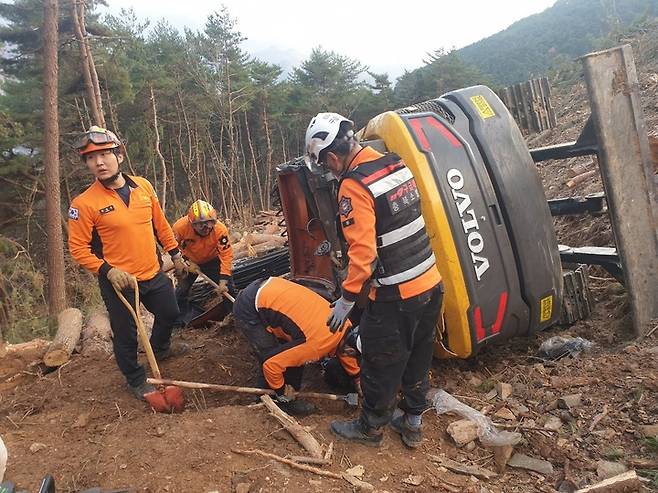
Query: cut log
245 233 287 247
574 470 640 493
234 241 284 260
81 309 112 354
43 308 83 367
260 394 323 459
566 170 597 188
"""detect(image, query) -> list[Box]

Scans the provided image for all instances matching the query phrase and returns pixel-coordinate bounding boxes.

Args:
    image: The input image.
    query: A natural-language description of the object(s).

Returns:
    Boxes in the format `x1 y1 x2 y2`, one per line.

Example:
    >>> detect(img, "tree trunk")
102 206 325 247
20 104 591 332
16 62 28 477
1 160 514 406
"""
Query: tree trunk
43 0 67 318
77 1 104 126
149 85 167 211
70 0 103 126
262 105 273 210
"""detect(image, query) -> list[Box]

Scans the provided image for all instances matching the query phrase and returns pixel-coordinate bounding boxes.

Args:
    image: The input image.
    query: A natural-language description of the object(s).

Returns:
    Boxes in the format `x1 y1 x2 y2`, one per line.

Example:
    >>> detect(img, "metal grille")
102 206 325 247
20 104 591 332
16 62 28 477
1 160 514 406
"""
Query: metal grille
395 99 455 124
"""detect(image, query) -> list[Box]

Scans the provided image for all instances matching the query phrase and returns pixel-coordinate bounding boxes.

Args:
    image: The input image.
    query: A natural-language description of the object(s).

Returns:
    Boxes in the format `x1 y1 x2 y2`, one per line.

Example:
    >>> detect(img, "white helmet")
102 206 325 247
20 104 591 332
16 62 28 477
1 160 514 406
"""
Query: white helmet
304 112 354 167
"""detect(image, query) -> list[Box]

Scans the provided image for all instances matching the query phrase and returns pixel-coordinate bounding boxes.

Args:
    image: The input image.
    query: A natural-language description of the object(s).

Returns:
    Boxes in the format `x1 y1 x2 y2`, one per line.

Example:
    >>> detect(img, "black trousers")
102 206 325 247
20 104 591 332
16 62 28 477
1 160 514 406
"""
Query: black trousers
359 284 443 429
233 280 303 390
99 271 179 386
175 258 234 327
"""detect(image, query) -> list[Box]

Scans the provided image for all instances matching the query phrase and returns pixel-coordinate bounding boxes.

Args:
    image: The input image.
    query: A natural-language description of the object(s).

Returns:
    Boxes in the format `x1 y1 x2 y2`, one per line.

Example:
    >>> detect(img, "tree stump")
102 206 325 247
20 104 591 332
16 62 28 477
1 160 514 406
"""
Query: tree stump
43 307 83 367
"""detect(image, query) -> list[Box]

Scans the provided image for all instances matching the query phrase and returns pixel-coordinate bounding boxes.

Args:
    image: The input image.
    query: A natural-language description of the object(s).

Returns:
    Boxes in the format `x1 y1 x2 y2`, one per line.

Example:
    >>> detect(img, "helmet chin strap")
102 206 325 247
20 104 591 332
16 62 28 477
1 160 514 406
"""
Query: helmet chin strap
99 171 122 187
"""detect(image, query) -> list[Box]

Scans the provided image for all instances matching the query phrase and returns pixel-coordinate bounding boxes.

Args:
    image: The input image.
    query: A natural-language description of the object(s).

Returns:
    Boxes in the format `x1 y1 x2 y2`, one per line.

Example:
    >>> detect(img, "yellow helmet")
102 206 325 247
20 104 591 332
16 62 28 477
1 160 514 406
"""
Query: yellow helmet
187 199 217 224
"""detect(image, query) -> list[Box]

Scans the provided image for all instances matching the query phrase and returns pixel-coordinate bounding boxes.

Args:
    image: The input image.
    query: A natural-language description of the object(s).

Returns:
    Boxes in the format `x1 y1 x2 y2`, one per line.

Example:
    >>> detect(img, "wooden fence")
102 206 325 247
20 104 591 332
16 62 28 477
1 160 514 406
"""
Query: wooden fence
497 77 557 134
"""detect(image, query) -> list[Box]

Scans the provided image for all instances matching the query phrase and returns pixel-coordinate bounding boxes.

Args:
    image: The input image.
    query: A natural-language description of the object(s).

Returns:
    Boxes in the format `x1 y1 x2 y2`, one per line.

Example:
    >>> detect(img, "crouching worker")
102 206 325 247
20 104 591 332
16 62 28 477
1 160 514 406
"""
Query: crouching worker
233 277 361 416
172 199 234 327
67 126 188 401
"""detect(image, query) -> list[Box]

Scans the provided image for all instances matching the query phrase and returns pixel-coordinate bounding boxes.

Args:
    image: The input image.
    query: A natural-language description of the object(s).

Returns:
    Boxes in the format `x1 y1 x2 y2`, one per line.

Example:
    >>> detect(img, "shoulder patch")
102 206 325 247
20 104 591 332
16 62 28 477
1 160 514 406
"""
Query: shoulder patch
338 196 353 217
68 206 79 220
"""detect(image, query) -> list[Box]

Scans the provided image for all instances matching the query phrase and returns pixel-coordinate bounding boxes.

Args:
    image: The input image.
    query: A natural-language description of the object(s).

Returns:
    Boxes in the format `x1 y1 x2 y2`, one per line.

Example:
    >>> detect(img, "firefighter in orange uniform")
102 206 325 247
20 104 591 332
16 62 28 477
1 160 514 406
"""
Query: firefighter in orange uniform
172 200 234 327
304 113 444 448
68 126 188 401
233 277 361 416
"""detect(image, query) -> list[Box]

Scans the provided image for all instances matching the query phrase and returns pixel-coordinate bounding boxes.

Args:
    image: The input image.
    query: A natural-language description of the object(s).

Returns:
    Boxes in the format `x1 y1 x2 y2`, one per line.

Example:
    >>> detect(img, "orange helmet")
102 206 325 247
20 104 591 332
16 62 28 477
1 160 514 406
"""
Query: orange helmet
187 200 217 224
74 125 122 156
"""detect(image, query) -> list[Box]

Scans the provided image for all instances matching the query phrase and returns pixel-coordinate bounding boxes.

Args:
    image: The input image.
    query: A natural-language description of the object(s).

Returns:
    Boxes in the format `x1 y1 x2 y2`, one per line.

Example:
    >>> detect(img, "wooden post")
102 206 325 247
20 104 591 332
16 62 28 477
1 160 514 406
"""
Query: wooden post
581 44 658 336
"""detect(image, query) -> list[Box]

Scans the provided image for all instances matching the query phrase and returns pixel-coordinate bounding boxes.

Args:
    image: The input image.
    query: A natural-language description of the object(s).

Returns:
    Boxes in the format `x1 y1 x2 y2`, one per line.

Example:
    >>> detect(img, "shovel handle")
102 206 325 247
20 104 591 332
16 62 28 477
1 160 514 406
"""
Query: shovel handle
186 263 235 303
147 377 350 402
113 279 162 380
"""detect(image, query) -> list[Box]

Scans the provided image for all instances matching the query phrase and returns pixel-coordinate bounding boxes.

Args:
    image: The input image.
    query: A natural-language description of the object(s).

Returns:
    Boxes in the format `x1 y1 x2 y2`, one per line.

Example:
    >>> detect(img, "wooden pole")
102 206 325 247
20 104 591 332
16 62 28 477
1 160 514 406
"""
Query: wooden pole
581 45 658 336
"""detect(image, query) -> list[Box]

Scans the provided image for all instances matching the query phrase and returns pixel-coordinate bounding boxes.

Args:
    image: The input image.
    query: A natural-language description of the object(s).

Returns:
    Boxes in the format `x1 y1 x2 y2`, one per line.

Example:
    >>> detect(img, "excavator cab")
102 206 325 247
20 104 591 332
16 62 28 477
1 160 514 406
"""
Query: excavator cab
277 86 563 358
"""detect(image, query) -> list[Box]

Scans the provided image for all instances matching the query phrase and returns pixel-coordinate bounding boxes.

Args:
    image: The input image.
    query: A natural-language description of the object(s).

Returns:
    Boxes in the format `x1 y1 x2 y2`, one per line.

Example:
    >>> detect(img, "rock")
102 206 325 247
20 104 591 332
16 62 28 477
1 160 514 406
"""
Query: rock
596 460 627 480
494 407 516 421
402 475 424 486
235 483 250 493
469 376 483 387
545 399 559 411
72 413 89 428
345 465 365 478
544 416 563 431
156 426 166 437
496 382 513 400
465 441 477 452
639 424 658 438
447 419 479 446
507 453 554 476
557 438 569 448
484 389 498 401
558 394 582 409
29 443 47 454
492 444 514 472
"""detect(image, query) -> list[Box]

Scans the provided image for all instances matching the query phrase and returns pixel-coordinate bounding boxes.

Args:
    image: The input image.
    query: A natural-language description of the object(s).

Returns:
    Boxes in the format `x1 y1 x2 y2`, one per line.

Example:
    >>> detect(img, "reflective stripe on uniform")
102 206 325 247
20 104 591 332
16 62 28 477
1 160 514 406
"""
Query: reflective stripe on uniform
368 167 414 197
377 214 426 247
255 277 274 312
373 252 437 286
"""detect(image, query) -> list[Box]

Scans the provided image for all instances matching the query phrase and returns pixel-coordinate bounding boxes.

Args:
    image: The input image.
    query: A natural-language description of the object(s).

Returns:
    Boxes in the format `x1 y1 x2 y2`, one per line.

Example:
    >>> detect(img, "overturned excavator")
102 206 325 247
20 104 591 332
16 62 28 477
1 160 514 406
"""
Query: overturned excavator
277 86 563 358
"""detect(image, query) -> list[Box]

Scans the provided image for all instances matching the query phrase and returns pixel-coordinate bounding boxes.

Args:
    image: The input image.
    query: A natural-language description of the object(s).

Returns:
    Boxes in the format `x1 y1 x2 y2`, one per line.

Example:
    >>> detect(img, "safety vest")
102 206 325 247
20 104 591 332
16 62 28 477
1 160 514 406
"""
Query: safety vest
343 153 436 301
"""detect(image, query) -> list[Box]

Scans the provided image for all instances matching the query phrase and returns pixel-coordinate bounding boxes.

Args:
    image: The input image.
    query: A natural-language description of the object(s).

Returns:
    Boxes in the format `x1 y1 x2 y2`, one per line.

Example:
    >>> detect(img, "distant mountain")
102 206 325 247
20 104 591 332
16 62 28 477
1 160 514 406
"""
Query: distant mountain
456 0 658 85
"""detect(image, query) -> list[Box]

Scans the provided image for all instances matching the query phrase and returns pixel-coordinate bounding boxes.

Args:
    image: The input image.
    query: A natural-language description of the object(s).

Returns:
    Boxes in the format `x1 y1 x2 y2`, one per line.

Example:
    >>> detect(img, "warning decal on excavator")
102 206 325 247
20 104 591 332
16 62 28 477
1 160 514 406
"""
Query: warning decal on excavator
470 95 496 119
540 295 553 322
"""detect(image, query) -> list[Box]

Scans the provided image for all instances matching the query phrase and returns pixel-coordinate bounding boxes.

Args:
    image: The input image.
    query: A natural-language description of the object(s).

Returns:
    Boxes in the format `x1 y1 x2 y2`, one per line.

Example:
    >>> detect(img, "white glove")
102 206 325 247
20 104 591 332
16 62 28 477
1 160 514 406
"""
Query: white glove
327 296 355 333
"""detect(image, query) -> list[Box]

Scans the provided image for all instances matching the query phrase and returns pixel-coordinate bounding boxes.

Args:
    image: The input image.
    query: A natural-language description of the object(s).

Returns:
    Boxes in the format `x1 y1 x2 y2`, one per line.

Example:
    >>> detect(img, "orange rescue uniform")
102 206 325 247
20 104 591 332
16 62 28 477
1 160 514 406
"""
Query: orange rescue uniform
68 175 179 280
236 277 360 390
172 217 233 279
338 146 441 301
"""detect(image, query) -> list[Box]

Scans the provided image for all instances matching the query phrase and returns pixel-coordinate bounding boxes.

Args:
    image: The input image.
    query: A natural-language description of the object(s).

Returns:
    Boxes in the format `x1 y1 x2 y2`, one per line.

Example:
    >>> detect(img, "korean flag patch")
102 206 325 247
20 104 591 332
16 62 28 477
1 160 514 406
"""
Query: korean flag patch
68 206 79 220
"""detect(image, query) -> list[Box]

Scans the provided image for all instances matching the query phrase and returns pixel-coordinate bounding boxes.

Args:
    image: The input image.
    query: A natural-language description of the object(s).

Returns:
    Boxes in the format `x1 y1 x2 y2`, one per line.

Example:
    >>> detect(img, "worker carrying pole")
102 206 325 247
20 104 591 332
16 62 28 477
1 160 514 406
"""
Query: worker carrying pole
233 277 361 416
304 113 444 448
67 126 188 401
172 199 235 327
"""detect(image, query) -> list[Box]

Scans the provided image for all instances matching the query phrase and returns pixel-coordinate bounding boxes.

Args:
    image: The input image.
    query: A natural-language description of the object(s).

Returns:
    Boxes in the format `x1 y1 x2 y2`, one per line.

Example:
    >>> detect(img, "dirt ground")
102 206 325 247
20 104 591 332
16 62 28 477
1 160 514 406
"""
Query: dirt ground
1 308 657 492
3 29 658 493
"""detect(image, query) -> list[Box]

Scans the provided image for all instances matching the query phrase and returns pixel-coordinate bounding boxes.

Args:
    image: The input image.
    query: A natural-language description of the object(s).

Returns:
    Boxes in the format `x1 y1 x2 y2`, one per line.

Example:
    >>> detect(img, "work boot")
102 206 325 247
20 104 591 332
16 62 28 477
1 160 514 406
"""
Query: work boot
390 413 422 448
276 399 316 417
330 418 383 447
129 381 156 401
154 342 189 361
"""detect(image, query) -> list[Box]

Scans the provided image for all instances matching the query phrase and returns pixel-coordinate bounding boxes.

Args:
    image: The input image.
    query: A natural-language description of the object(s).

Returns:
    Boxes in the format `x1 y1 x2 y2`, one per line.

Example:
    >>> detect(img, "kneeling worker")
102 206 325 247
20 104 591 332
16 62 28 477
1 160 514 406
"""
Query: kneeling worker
233 277 361 415
172 199 234 326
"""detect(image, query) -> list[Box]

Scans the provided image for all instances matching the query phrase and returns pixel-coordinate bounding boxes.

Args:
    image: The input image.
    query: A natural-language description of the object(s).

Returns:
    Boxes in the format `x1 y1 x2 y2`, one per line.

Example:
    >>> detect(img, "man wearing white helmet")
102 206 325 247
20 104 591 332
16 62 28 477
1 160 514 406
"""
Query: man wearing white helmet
305 112 443 448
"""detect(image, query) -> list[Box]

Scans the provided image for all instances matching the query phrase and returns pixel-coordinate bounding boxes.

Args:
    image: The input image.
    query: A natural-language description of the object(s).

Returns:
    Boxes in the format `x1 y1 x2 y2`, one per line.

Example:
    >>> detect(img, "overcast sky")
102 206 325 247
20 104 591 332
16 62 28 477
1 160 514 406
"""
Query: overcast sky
101 0 557 79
